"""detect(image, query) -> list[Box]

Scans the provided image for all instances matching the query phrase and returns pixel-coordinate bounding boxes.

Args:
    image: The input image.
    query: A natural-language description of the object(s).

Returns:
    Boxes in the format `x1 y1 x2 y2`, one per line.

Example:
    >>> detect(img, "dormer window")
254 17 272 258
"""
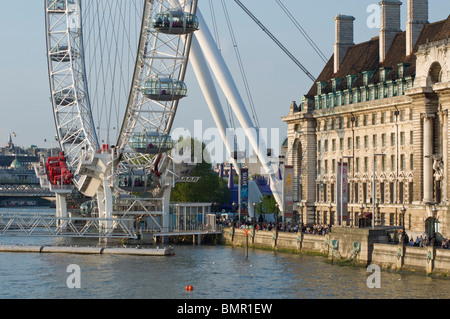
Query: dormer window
362 71 374 86
379 67 392 82
331 78 342 92
346 74 357 89
397 63 411 79
317 81 327 95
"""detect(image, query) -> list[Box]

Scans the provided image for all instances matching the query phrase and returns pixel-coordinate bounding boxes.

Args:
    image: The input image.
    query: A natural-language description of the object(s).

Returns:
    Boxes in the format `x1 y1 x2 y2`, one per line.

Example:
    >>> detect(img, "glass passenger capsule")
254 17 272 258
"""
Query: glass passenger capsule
50 45 78 62
47 0 75 12
59 128 85 144
140 78 187 101
152 11 199 35
117 170 159 194
54 89 75 106
129 132 174 155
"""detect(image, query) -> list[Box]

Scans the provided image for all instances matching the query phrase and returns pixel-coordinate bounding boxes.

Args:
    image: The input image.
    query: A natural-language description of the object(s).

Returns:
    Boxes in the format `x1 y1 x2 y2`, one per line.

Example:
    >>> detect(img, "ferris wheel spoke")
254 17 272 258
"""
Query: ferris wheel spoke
46 0 198 198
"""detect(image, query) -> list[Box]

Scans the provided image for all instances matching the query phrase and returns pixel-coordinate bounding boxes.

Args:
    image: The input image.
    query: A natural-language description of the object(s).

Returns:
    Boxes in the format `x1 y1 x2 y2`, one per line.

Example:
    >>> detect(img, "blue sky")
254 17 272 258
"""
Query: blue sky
0 0 448 150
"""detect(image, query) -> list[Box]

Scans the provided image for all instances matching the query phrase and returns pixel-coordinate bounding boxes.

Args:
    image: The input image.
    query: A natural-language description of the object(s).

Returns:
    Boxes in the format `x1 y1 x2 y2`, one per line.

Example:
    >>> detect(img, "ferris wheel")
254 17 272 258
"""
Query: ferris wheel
45 0 199 199
45 0 285 225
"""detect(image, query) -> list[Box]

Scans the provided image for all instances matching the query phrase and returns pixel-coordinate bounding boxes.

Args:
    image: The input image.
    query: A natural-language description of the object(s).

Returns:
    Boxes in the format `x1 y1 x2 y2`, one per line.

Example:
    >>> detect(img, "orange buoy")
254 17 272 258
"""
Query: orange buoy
185 285 194 291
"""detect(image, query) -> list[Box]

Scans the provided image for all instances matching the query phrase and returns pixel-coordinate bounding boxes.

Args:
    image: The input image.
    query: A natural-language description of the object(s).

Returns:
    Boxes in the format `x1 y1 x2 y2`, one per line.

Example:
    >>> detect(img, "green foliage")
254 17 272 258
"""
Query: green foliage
254 194 278 215
170 137 230 204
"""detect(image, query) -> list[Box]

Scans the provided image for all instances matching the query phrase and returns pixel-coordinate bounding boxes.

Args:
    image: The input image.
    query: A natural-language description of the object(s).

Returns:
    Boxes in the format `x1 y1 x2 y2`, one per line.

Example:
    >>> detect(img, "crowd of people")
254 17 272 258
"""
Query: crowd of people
220 217 332 235
219 216 450 248
400 231 450 249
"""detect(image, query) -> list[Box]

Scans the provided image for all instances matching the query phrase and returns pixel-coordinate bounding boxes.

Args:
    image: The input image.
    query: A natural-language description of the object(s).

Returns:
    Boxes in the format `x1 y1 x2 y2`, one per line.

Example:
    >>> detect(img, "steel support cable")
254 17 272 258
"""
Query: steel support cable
221 0 260 129
208 0 236 130
83 1 143 145
274 0 328 64
233 0 316 82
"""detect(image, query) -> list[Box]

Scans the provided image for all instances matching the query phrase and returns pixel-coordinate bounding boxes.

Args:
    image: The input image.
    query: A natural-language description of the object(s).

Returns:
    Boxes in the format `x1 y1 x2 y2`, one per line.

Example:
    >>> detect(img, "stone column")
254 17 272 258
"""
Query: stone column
422 113 434 203
441 110 448 202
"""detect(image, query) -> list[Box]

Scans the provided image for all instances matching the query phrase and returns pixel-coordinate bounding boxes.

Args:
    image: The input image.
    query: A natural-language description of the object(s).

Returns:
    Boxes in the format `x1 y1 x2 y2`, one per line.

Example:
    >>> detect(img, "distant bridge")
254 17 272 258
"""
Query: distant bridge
0 184 55 197
0 155 39 167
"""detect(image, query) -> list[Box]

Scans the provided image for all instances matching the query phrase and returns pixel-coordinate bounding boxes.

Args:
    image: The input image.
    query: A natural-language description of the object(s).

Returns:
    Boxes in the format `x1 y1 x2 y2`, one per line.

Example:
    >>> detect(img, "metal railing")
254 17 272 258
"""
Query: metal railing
0 213 137 239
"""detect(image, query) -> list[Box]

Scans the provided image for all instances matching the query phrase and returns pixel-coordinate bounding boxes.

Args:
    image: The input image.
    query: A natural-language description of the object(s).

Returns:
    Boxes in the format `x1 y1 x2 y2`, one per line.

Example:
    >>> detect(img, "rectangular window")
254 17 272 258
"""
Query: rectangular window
356 158 360 173
382 156 386 171
409 182 414 203
410 131 414 145
372 113 377 125
332 139 336 151
364 157 369 172
400 154 405 171
340 138 344 151
364 136 369 149
391 155 395 171
348 137 352 150
332 159 336 173
324 140 328 152
400 132 405 145
356 136 360 149
410 154 414 170
373 135 377 148
390 182 394 203
364 114 369 126
318 140 321 153
382 133 386 147
381 112 386 124
363 183 368 203
391 133 396 146
325 160 328 174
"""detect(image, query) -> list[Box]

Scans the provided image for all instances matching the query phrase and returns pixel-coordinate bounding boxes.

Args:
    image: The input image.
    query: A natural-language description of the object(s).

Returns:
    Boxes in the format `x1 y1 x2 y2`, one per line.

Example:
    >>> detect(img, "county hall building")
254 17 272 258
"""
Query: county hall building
282 0 450 239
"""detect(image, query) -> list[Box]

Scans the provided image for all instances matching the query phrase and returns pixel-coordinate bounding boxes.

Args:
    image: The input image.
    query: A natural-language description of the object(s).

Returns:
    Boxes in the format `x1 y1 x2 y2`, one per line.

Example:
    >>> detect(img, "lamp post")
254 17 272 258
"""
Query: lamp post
299 201 304 227
360 203 365 228
400 204 406 233
372 153 386 229
260 200 263 222
232 201 237 226
431 205 437 247
339 156 353 226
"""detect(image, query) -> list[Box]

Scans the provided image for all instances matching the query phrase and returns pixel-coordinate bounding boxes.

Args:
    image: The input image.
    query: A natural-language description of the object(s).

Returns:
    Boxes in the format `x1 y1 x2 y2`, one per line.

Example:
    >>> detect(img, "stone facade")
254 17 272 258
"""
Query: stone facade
282 1 450 239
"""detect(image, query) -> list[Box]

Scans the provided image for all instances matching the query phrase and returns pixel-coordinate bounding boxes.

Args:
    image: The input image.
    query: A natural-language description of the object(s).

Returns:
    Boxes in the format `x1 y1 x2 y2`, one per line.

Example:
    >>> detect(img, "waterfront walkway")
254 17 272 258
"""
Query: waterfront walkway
223 226 450 276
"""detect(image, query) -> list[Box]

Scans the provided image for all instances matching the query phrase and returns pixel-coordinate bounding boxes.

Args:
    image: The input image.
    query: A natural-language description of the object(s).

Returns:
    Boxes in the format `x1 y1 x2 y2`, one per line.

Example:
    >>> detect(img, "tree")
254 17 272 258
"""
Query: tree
254 194 278 216
170 137 230 204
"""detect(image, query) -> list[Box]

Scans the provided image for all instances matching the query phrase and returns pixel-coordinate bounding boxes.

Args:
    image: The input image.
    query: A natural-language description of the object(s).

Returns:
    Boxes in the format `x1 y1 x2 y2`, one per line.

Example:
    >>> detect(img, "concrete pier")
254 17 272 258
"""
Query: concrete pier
0 245 174 256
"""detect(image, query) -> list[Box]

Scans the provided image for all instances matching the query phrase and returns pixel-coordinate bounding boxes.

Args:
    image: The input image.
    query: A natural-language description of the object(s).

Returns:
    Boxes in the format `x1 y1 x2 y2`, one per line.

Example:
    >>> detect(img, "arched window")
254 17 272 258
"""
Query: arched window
428 62 442 86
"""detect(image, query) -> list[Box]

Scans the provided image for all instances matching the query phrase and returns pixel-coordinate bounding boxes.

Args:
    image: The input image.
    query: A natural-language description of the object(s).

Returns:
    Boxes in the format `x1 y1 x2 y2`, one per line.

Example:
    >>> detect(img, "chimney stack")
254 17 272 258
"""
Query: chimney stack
406 0 428 56
379 0 402 63
334 14 355 74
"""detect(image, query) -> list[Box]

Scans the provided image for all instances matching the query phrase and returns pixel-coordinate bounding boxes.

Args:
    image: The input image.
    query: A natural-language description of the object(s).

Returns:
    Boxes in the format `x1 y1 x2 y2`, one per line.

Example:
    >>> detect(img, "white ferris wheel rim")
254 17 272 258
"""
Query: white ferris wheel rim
45 0 198 190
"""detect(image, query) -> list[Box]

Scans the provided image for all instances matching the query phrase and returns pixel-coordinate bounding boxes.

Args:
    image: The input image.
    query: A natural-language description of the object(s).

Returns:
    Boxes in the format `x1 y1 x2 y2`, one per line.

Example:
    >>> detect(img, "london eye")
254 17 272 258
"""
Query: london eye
44 0 299 229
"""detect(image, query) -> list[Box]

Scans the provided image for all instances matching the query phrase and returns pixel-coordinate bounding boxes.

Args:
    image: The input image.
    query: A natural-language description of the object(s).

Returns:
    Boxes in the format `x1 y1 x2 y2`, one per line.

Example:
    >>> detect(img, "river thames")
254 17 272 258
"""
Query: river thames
0 236 448 299
0 208 448 300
